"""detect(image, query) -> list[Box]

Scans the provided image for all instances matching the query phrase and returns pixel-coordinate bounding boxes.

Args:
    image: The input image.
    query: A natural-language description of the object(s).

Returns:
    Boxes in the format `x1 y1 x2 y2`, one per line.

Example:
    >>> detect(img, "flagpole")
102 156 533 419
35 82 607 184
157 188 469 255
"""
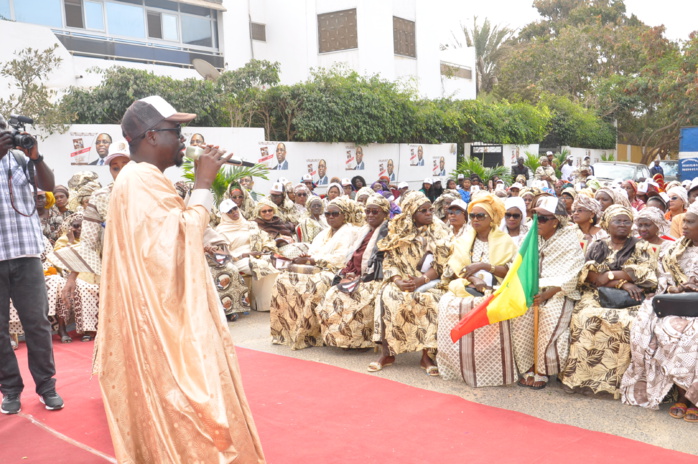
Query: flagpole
533 302 540 375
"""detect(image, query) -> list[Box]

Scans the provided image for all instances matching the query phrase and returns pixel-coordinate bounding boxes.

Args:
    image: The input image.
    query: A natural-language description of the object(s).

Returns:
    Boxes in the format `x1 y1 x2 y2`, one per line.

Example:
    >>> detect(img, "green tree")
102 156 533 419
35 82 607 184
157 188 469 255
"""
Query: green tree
0 44 76 133
451 17 514 94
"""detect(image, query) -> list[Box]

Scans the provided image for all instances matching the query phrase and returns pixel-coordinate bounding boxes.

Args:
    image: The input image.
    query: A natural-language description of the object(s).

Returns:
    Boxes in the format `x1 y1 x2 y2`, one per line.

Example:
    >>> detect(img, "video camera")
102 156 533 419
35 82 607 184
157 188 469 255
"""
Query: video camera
7 115 36 150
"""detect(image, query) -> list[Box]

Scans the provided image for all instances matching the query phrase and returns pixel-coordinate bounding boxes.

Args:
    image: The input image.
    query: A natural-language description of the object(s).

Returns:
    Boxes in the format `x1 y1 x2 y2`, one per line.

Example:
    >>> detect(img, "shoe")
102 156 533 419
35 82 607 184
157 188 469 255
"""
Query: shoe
40 391 64 411
669 402 688 419
367 361 393 372
1 394 21 414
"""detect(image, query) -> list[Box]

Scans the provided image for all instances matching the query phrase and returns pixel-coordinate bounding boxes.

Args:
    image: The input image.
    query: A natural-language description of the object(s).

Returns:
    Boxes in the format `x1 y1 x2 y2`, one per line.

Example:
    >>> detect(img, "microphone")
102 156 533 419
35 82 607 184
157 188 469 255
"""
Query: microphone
185 145 257 168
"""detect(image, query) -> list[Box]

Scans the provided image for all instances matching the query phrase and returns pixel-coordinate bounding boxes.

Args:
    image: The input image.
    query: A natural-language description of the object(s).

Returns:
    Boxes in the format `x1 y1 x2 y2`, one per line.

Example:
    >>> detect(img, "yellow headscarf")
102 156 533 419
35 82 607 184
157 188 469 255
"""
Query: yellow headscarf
468 193 506 231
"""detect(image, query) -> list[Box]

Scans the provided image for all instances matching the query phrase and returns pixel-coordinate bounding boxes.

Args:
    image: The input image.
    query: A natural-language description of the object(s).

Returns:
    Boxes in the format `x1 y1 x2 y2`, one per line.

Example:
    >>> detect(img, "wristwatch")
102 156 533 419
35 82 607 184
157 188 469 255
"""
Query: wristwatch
30 154 44 164
607 271 614 281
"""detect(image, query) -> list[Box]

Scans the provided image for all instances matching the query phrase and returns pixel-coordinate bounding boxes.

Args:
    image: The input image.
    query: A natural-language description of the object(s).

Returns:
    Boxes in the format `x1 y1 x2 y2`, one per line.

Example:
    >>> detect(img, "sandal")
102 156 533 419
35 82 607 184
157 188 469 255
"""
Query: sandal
518 371 534 388
530 374 548 390
60 335 72 344
683 407 698 423
367 361 393 372
669 402 688 419
421 365 439 377
81 335 94 342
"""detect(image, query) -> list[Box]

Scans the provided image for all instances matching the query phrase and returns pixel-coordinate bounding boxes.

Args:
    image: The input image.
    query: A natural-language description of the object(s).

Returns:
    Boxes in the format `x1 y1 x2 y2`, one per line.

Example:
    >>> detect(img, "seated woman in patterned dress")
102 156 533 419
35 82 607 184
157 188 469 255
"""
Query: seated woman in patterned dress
47 212 100 343
215 199 279 313
253 198 307 260
270 198 362 350
437 194 519 387
315 195 390 349
227 183 256 220
297 196 328 243
635 206 674 255
560 204 658 398
571 194 608 252
369 191 452 376
621 203 698 422
513 197 585 390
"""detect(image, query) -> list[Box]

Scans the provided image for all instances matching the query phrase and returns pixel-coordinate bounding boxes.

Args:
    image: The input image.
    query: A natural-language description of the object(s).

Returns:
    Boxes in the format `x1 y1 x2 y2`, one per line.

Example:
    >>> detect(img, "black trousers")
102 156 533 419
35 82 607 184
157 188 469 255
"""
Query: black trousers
0 257 56 396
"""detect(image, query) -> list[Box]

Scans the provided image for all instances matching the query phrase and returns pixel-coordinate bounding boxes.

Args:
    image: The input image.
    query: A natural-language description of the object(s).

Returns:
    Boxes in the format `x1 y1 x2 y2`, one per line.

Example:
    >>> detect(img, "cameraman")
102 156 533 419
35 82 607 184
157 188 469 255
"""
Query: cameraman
0 115 63 414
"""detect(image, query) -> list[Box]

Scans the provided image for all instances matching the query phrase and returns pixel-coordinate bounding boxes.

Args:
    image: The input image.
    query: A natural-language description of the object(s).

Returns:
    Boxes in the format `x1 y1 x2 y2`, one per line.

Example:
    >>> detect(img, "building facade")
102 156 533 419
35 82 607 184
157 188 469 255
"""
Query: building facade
0 0 475 99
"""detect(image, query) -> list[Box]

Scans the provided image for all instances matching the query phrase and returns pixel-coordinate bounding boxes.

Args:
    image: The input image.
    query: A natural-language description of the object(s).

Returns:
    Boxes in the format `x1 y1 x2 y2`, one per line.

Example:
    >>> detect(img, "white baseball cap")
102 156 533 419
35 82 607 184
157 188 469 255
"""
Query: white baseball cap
457 174 465 180
270 182 284 194
546 151 553 156
341 178 352 186
423 177 433 184
103 139 130 165
510 182 523 190
448 199 468 212
688 178 698 194
534 197 562 216
219 199 237 213
302 174 313 182
398 182 409 189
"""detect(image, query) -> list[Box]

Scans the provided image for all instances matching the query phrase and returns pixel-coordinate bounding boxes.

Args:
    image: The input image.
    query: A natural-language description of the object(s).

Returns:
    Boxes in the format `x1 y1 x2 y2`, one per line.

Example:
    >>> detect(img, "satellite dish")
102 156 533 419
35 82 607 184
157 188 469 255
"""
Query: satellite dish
192 59 220 81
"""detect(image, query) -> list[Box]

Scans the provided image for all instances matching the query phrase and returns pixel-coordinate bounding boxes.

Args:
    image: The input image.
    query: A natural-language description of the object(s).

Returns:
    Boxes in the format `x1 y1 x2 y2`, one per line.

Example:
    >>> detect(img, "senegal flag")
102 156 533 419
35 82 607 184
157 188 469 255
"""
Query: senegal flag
450 216 539 342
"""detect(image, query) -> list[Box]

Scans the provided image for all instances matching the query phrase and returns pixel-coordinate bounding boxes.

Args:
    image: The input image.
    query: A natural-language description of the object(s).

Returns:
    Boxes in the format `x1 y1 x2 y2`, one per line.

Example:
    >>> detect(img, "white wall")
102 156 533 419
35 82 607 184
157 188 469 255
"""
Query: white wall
562 146 617 166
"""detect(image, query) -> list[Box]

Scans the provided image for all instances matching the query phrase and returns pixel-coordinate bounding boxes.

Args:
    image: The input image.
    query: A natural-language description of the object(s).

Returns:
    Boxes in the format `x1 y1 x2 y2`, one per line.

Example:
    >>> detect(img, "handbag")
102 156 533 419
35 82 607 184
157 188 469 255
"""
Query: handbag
652 292 698 318
598 287 641 309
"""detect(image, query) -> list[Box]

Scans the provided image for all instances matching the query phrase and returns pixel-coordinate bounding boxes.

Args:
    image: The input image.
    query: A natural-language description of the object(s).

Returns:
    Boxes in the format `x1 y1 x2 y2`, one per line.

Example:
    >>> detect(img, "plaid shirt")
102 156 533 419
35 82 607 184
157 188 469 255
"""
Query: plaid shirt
0 151 43 261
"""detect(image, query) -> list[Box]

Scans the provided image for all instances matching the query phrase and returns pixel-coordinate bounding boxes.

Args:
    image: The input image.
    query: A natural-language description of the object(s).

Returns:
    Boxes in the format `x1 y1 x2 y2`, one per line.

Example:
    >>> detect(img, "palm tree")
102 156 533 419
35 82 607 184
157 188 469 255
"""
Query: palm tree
452 17 514 94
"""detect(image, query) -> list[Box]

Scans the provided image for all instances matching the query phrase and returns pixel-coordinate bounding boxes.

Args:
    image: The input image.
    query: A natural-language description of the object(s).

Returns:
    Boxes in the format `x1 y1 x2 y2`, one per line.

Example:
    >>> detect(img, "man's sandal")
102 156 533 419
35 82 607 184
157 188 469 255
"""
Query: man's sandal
669 403 688 419
684 407 698 423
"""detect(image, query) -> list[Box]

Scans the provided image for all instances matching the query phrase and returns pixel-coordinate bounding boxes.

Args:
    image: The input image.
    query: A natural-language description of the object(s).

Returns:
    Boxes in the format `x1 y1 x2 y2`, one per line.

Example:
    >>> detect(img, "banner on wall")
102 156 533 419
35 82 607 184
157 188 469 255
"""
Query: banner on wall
39 125 457 194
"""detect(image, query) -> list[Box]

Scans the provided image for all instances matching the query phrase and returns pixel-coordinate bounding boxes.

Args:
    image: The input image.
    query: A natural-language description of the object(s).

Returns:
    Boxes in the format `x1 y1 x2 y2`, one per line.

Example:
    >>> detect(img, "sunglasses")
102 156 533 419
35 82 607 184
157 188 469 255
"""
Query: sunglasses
95 140 111 145
416 207 435 214
148 125 182 138
447 209 464 215
259 209 274 214
365 208 382 216
669 196 681 201
296 192 308 197
324 211 342 218
505 213 522 219
270 193 283 197
537 215 556 223
610 220 633 226
469 212 489 220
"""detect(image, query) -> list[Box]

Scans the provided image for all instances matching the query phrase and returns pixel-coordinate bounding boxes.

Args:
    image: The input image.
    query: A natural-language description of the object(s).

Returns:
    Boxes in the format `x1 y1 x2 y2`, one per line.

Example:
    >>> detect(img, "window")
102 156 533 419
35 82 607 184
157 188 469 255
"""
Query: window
106 1 145 38
147 10 178 40
181 14 212 47
440 63 472 79
84 0 104 30
15 0 63 27
393 17 415 58
65 0 84 29
144 0 177 11
318 9 357 53
250 22 265 41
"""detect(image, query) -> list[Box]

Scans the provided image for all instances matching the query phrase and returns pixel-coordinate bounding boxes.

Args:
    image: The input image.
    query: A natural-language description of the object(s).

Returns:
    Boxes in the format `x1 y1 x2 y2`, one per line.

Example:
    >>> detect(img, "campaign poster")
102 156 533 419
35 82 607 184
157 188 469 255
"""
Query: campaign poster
345 145 365 171
377 158 398 183
68 130 115 165
409 144 426 166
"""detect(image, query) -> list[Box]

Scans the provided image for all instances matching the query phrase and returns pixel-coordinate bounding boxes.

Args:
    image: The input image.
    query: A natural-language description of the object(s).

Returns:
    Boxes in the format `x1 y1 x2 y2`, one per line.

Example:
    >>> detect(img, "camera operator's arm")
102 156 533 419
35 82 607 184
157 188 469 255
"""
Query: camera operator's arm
22 138 55 191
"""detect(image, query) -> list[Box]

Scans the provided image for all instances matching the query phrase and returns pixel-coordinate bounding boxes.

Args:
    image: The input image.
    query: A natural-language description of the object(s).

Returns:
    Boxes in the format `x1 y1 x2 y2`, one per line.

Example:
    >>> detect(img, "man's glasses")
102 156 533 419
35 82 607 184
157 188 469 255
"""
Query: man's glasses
270 193 283 198
469 213 489 220
537 215 556 223
324 211 342 218
148 126 182 139
95 140 111 145
505 213 522 219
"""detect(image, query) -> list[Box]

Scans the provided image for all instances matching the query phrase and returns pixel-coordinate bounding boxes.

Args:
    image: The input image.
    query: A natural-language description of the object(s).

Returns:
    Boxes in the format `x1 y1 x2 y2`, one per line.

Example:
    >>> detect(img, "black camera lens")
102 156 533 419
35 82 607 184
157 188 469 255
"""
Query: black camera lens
13 132 35 150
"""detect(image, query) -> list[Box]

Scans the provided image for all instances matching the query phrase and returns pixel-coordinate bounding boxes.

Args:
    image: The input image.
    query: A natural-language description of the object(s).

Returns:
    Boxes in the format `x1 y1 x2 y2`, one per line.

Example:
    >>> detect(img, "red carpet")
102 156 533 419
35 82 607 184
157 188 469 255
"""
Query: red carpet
2 335 697 464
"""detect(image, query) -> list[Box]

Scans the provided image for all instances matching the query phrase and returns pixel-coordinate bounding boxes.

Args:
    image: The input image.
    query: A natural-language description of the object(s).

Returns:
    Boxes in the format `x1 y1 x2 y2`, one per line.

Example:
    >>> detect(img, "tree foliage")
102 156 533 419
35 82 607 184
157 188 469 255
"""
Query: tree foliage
0 44 76 133
451 17 514 93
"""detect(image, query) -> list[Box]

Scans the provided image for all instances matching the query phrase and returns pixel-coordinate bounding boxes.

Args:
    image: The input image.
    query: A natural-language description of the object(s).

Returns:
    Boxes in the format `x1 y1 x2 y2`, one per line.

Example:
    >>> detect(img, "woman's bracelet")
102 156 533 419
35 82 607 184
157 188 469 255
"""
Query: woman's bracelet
615 279 627 289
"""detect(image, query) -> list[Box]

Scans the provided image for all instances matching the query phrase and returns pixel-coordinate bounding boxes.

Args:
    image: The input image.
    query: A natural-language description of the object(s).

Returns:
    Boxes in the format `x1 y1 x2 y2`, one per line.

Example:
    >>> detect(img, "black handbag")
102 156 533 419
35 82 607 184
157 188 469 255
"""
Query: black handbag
652 292 698 318
598 287 642 309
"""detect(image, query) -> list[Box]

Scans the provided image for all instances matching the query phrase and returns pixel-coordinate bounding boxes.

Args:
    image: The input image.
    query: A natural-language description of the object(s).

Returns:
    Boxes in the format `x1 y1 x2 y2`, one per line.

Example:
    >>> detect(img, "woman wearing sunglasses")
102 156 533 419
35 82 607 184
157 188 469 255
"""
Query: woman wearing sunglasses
437 194 518 386
515 197 585 390
297 196 328 243
571 194 608 252
369 191 452 375
316 195 391 350
665 186 688 223
446 199 468 238
270 198 362 350
501 197 529 248
226 183 256 220
561 204 658 397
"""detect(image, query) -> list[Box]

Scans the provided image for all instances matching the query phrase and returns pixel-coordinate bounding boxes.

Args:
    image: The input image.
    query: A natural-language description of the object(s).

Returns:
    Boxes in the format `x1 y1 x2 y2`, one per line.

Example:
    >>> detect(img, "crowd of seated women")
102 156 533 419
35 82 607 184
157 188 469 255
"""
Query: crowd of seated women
223 172 698 425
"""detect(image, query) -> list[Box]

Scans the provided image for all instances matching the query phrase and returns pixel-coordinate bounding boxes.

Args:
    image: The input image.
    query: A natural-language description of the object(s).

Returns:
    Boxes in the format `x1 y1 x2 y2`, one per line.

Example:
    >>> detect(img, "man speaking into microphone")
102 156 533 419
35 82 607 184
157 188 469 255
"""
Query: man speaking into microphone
95 96 265 463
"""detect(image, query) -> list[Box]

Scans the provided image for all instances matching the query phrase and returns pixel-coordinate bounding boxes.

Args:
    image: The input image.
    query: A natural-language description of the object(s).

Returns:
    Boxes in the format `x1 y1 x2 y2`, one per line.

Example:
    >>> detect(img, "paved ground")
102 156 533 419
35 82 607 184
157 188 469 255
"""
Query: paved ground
229 311 697 456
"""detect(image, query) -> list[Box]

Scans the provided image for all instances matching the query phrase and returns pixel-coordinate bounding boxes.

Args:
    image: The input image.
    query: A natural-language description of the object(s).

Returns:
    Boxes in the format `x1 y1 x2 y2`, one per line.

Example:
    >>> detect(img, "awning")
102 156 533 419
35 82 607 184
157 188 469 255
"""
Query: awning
178 0 226 12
